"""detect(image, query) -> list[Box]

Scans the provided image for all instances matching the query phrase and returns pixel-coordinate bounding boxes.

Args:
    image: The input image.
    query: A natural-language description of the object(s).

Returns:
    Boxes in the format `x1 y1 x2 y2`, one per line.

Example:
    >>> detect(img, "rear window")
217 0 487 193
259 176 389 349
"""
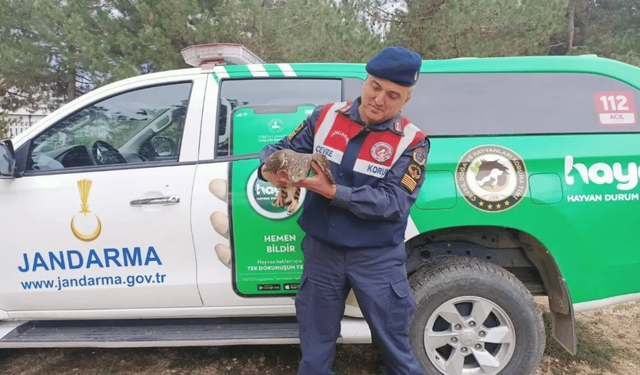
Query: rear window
217 79 344 157
403 73 640 136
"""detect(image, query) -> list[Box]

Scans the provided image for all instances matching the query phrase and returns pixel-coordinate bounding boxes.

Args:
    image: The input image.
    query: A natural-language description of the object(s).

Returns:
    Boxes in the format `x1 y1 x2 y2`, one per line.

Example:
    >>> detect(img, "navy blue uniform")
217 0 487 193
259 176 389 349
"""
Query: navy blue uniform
259 97 429 375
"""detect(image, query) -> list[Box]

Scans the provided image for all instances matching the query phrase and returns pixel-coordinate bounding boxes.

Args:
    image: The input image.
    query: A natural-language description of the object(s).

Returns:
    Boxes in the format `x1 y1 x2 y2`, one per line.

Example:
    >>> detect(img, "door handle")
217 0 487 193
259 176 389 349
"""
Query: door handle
130 196 180 206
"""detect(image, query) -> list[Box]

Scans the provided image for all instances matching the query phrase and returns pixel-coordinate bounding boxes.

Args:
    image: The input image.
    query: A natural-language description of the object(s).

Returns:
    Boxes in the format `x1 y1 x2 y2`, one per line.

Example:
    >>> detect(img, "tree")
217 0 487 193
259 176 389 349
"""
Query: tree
0 0 383 116
206 0 383 63
0 0 220 112
579 0 640 65
364 0 569 59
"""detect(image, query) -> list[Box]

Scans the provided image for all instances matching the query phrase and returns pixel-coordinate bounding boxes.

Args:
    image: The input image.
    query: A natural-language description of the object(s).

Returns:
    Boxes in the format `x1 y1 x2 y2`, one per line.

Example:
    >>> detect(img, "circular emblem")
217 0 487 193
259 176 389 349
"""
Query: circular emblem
267 118 284 134
371 142 393 163
247 169 305 220
455 145 528 212
408 164 422 180
413 147 427 166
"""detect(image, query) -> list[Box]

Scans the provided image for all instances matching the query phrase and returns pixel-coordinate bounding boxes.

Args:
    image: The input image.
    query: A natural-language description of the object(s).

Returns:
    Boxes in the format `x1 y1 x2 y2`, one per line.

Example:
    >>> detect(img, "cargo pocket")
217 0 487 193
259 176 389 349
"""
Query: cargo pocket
387 279 412 334
294 274 309 332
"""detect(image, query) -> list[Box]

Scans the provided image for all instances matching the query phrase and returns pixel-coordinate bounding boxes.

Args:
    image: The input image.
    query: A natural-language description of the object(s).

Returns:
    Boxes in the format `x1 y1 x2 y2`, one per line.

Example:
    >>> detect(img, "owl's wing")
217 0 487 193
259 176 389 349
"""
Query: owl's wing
311 154 335 184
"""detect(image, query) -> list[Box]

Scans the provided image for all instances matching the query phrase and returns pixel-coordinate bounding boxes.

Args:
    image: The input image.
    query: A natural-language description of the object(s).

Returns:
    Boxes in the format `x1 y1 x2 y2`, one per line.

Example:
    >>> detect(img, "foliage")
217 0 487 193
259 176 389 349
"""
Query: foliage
212 0 383 63
580 0 640 66
2 0 640 116
0 0 219 110
362 0 569 59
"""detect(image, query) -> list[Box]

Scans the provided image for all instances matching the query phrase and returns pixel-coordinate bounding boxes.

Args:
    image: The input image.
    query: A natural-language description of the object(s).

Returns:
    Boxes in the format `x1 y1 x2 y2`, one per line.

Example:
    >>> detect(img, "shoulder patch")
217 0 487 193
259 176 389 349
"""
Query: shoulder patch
400 162 423 193
413 147 427 166
393 120 403 134
288 121 306 141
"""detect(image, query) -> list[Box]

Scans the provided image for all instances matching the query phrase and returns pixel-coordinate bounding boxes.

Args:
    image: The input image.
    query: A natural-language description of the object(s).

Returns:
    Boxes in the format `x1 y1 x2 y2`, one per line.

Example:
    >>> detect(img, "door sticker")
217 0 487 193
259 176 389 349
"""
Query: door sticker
18 179 167 293
456 145 528 212
229 105 314 296
595 91 636 125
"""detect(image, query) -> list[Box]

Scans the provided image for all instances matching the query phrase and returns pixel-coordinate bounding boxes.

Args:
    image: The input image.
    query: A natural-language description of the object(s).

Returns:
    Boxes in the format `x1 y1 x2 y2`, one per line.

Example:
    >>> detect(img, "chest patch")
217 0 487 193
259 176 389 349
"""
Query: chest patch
371 142 393 163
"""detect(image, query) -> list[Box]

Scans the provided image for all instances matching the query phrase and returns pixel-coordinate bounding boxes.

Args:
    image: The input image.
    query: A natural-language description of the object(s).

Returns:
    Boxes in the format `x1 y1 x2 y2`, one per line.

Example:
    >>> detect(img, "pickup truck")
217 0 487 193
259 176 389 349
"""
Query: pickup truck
2 43 640 375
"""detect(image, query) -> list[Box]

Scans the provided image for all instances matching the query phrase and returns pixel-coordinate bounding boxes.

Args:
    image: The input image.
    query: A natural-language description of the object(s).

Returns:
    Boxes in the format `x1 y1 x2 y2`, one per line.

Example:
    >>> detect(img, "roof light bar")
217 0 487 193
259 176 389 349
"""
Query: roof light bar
181 43 265 67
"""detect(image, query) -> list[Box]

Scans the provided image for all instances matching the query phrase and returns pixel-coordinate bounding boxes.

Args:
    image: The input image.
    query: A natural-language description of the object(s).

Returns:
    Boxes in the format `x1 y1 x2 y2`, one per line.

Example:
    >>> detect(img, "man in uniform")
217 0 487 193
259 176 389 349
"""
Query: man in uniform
259 46 429 375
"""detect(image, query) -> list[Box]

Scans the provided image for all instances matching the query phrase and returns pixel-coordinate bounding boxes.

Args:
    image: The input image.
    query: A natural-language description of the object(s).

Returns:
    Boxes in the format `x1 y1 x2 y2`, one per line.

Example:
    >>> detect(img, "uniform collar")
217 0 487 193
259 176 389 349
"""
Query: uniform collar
341 97 404 135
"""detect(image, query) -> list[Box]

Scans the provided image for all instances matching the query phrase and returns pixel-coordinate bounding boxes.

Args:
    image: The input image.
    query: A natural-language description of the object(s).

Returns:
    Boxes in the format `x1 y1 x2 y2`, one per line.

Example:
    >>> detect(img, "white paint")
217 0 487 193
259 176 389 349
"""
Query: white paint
213 65 230 79
404 216 419 242
247 64 269 77
574 292 640 312
276 63 297 77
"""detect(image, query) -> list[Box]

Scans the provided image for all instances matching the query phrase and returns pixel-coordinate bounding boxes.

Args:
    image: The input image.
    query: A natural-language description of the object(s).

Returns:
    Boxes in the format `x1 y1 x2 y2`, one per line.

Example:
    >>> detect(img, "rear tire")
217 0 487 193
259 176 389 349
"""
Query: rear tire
409 257 545 375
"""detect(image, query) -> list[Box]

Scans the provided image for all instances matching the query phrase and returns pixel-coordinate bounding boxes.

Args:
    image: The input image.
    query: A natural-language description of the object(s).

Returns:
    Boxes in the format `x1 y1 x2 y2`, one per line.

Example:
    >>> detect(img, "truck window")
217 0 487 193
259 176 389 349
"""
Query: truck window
403 73 640 136
216 79 342 157
27 82 192 172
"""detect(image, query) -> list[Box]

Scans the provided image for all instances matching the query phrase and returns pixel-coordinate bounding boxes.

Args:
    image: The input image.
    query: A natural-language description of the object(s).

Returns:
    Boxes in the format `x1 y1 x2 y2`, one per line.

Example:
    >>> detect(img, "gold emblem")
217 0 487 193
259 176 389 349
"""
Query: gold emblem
70 179 102 242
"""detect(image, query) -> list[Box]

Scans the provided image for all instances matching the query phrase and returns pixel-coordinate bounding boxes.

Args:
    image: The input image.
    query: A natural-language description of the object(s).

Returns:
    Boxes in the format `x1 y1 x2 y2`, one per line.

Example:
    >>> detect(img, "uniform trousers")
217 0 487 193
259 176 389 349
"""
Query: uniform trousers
295 235 423 375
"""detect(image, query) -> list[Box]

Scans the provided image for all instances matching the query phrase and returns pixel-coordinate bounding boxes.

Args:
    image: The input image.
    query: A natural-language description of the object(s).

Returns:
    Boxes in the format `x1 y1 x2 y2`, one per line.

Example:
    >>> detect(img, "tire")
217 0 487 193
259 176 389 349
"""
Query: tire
409 257 545 375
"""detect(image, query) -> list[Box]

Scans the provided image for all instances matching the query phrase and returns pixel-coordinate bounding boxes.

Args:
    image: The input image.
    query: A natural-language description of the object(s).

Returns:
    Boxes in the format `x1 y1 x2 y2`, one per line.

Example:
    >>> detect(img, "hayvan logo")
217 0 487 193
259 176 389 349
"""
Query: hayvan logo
246 169 305 220
565 156 640 191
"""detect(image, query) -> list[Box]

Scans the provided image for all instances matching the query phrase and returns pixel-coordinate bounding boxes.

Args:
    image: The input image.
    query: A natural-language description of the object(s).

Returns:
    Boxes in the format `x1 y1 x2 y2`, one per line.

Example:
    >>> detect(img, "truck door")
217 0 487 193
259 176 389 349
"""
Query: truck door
0 74 206 312
191 66 364 308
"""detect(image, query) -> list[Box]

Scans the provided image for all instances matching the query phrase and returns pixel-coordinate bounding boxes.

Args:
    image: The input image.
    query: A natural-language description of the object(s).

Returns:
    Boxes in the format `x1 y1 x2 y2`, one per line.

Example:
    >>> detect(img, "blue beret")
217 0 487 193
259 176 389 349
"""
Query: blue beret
366 46 422 87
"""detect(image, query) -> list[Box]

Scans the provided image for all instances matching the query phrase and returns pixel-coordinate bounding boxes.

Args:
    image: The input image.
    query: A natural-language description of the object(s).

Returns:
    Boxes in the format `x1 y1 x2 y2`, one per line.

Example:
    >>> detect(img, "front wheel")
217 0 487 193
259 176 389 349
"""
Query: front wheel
409 257 545 375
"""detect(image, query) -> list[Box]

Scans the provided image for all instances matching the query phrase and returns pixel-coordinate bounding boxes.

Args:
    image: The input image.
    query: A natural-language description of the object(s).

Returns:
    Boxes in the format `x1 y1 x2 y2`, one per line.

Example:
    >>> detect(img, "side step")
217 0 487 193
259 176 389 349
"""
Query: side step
0 317 371 348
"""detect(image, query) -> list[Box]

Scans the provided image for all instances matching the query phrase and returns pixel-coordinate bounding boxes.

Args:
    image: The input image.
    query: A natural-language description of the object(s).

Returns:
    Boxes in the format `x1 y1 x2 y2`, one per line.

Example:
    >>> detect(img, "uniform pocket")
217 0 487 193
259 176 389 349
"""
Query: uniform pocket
387 279 414 334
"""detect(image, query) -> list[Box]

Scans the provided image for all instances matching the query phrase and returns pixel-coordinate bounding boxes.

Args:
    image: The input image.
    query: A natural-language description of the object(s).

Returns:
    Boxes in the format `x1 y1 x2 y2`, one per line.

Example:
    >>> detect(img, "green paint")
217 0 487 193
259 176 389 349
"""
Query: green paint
219 55 640 306
263 64 285 78
411 134 640 303
415 171 457 210
224 64 252 78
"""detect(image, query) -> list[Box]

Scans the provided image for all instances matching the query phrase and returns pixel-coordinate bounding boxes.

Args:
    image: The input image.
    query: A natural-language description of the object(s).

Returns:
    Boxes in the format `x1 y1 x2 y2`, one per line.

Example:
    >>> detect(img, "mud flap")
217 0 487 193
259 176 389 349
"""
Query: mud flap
549 276 577 355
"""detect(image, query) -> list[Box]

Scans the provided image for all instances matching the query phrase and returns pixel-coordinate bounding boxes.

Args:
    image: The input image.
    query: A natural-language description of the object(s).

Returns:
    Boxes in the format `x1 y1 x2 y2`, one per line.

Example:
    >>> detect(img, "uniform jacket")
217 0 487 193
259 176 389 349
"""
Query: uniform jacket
259 97 430 250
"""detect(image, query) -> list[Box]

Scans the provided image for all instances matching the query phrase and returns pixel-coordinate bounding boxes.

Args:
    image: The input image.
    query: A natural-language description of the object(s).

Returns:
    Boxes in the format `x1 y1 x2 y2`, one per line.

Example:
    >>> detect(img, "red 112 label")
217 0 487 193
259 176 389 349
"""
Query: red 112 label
594 91 636 125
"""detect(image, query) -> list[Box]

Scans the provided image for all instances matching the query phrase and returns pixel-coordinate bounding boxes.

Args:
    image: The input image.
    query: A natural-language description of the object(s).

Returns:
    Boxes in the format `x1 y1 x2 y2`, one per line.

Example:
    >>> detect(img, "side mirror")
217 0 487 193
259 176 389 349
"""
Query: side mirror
0 140 16 178
151 136 177 157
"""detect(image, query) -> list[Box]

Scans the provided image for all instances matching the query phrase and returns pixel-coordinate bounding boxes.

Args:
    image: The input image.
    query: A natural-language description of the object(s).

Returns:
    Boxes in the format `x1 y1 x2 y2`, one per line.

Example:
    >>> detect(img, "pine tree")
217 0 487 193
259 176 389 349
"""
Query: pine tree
211 0 383 63
0 0 219 111
377 0 569 59
581 0 640 65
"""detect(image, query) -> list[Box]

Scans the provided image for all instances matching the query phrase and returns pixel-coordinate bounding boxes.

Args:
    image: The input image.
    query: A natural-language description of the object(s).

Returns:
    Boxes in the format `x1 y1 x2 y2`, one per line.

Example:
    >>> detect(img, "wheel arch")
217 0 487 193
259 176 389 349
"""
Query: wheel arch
405 225 577 355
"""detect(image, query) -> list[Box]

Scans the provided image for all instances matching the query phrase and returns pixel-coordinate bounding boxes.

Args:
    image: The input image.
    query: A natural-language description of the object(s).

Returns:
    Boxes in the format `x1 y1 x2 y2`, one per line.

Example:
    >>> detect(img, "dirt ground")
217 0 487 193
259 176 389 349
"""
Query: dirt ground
1 298 639 375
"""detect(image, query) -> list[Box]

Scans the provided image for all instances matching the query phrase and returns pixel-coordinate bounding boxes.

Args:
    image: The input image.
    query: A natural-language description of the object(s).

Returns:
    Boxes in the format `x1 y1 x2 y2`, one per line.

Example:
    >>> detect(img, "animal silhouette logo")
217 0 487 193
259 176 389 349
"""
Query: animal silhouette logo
456 146 528 212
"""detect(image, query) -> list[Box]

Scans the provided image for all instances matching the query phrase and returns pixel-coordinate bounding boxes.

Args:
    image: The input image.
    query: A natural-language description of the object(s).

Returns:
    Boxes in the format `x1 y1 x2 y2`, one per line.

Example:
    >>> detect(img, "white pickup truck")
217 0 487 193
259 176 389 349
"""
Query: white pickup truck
4 43 640 375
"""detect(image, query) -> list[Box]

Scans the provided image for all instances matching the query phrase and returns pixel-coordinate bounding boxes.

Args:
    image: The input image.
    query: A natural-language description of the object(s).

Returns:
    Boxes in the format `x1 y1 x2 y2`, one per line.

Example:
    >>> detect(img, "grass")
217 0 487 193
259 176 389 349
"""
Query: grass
169 347 222 369
542 311 620 373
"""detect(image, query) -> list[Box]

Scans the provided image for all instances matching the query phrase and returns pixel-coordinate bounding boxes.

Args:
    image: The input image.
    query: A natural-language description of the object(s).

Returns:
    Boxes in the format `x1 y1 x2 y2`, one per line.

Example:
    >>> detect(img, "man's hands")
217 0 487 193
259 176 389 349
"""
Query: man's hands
294 161 337 200
262 162 337 199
